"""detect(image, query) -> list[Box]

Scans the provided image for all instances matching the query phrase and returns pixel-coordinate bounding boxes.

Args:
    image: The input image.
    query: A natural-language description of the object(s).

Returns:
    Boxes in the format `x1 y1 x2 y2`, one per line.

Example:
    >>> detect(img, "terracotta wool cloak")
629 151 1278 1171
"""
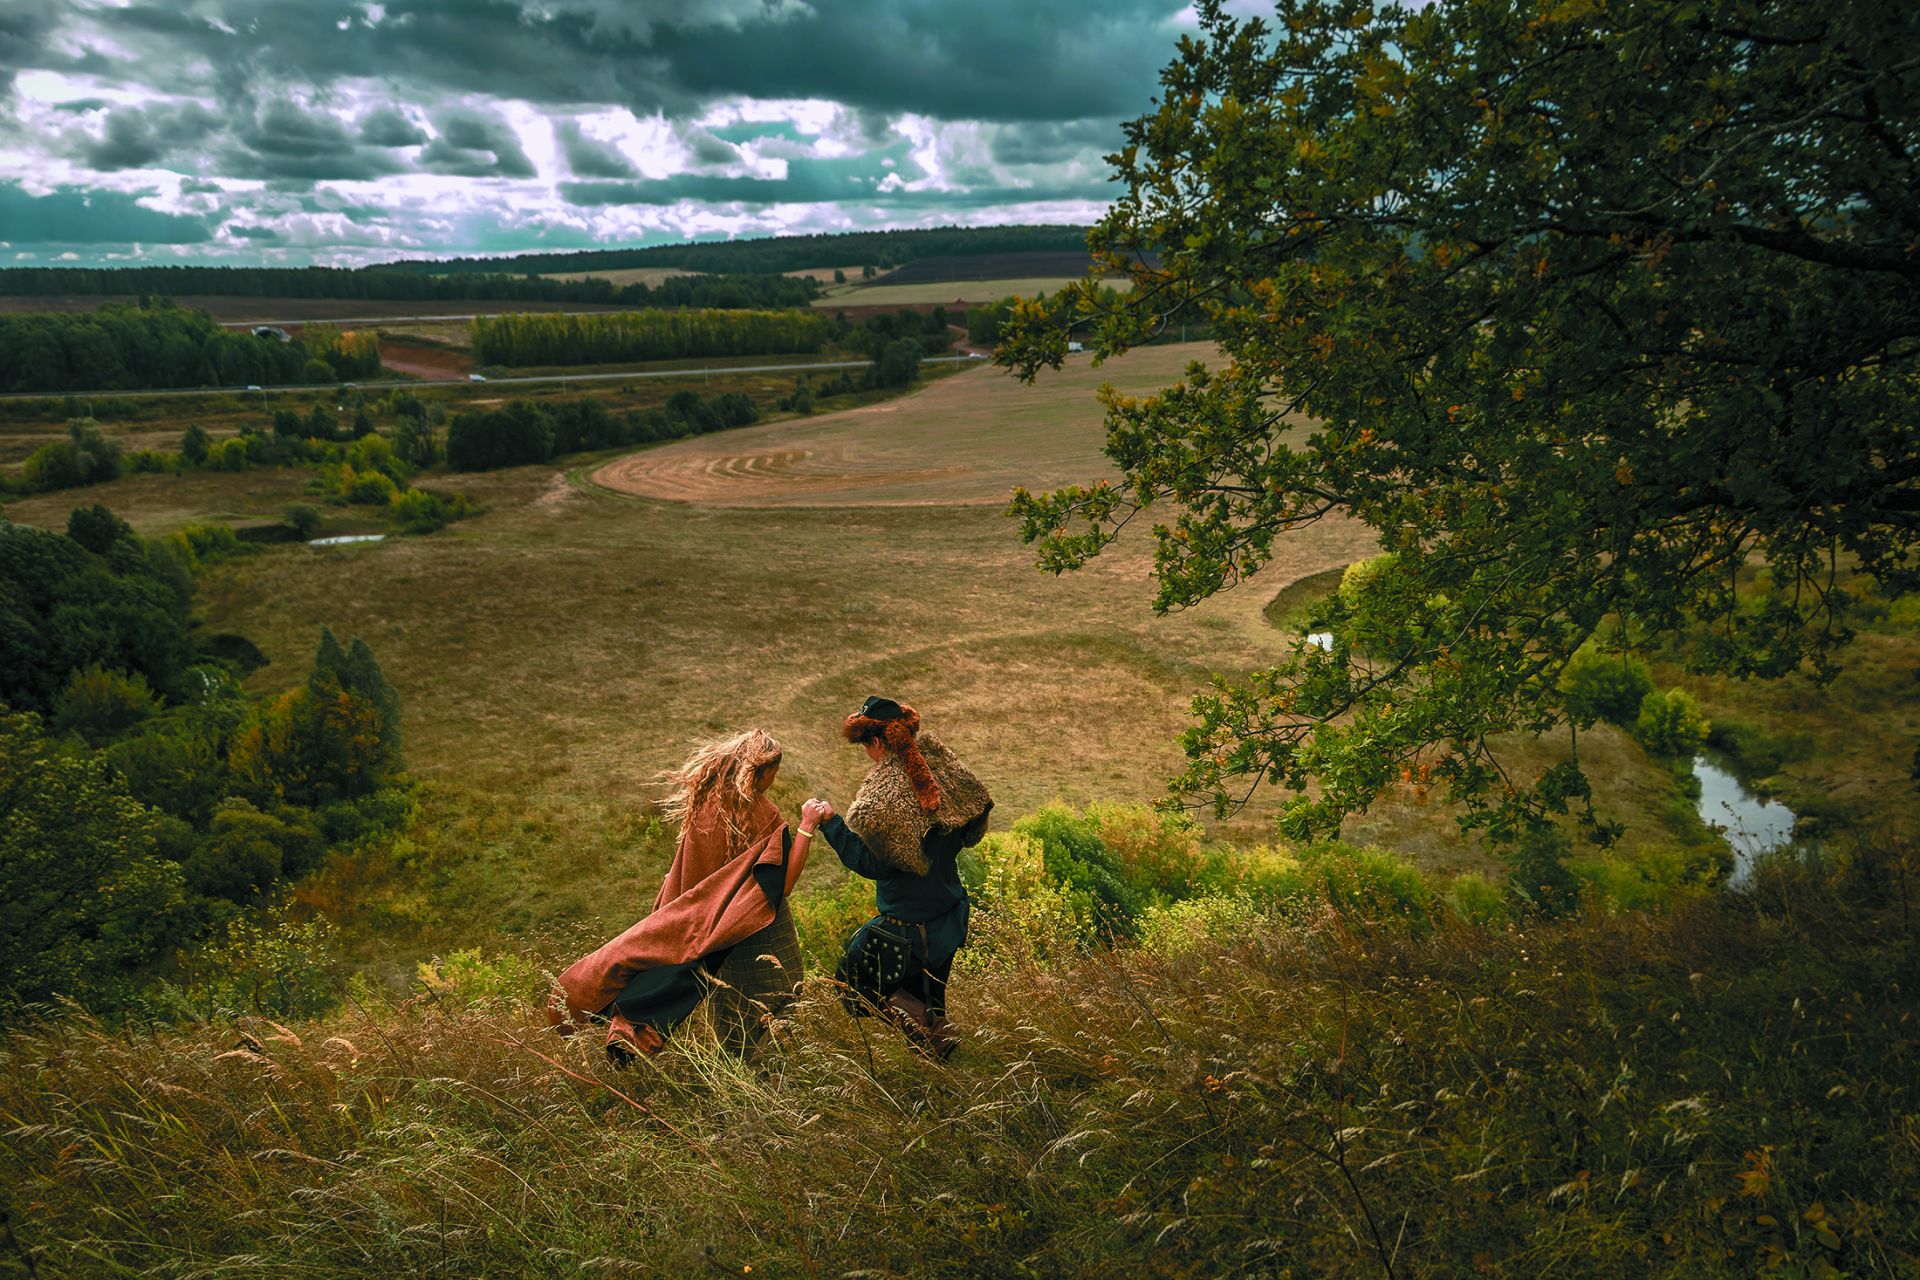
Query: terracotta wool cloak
550 794 799 1052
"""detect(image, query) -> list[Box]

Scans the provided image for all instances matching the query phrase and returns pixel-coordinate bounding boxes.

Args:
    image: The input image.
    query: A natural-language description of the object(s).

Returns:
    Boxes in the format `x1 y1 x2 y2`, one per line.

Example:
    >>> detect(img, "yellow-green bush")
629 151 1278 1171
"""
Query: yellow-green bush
1135 892 1263 957
413 948 542 1010
958 831 1091 968
1443 870 1510 926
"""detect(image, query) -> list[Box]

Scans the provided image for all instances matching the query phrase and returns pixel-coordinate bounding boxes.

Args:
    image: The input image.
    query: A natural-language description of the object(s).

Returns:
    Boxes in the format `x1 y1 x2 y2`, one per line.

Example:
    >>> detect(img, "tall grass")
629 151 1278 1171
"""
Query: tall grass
3 835 1915 1278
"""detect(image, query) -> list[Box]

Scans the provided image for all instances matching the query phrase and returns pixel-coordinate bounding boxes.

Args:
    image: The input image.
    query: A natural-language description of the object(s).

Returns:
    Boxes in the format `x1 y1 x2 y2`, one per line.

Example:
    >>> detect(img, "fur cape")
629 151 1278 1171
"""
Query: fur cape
845 732 993 875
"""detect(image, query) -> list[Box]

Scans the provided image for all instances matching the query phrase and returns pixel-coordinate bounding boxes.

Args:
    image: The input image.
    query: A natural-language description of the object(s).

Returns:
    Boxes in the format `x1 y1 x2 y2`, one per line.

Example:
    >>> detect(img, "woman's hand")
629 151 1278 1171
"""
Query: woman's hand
800 798 835 833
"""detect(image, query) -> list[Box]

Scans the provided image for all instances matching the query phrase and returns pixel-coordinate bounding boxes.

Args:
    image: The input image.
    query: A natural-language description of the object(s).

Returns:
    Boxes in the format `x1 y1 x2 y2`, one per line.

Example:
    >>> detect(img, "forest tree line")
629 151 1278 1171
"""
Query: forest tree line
470 308 831 367
444 390 761 472
382 225 1094 278
0 266 817 309
0 303 380 395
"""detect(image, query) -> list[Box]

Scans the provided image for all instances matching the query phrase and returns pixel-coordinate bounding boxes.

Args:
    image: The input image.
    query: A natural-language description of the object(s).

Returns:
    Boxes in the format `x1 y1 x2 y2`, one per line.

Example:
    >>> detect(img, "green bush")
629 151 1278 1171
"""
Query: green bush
959 831 1093 966
209 436 250 471
1084 801 1231 903
413 948 541 1011
1634 687 1710 760
1558 644 1654 727
1570 844 1725 913
164 908 343 1021
1506 825 1582 917
183 801 323 902
283 503 323 539
52 665 159 746
1136 893 1263 957
1012 805 1147 940
172 521 244 564
389 486 474 534
1442 871 1509 926
20 418 123 493
345 469 399 505
0 711 191 1015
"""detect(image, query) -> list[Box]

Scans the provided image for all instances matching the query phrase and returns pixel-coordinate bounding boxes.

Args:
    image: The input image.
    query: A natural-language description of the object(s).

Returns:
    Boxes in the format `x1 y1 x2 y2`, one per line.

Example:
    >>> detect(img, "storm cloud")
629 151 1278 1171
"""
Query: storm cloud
0 0 1192 264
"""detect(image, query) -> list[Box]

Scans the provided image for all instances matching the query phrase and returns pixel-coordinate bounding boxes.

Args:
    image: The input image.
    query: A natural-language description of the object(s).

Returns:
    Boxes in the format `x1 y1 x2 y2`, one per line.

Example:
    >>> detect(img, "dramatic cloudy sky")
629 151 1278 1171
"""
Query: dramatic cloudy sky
0 0 1229 267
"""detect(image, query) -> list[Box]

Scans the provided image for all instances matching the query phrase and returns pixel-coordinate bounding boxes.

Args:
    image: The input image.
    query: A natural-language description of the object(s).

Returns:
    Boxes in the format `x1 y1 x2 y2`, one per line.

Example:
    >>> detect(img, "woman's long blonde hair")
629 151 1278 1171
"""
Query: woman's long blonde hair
660 728 783 838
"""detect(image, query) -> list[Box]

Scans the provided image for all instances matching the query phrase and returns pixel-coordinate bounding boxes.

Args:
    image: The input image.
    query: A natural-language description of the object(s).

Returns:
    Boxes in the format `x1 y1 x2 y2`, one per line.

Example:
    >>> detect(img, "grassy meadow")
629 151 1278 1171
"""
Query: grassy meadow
6 325 1920 1278
9 341 1900 976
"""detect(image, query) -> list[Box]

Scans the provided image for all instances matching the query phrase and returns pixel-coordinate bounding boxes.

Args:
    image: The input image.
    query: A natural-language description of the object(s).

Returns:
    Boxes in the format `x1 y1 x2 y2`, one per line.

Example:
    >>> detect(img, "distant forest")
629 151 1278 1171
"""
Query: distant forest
471 308 830 367
0 302 380 395
0 267 816 309
375 225 1094 278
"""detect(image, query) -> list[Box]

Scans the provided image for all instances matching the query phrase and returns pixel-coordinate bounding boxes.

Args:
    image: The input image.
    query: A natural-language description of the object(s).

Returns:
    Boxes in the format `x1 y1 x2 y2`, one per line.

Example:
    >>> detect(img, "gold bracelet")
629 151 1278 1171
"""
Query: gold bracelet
798 827 818 840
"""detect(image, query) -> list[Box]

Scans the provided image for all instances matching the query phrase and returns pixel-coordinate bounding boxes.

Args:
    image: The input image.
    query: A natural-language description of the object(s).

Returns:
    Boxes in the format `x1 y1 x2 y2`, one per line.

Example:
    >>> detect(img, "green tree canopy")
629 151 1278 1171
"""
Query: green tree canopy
0 711 189 1013
1000 0 1920 843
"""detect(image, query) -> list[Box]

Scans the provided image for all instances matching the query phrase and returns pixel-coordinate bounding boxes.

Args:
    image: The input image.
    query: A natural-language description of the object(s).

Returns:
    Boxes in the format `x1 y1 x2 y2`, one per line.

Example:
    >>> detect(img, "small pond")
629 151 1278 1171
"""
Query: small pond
308 534 386 547
1692 752 1797 887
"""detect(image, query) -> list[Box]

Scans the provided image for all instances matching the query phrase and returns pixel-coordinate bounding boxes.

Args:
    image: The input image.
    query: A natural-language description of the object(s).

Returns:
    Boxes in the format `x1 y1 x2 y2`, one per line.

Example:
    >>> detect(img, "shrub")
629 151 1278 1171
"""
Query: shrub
1505 825 1582 918
104 723 232 828
345 469 399 505
1443 871 1509 926
173 521 244 563
1085 801 1231 902
389 486 474 534
21 419 123 493
66 502 135 555
1136 893 1263 958
210 436 250 471
283 503 324 539
791 873 879 968
1337 552 1399 613
0 711 191 1014
1559 644 1655 727
52 665 159 746
960 831 1092 966
182 801 323 902
413 949 542 1011
1634 687 1710 759
180 423 211 466
1012 805 1146 940
1570 845 1724 913
127 450 177 474
164 907 342 1021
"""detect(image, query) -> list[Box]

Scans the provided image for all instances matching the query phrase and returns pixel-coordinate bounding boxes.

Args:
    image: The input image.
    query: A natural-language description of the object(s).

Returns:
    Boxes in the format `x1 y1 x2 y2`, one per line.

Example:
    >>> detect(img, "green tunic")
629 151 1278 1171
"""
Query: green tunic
818 814 970 967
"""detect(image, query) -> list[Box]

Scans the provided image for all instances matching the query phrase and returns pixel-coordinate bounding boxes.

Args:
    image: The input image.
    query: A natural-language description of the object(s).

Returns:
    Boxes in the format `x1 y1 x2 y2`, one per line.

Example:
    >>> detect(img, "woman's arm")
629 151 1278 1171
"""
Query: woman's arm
812 806 890 881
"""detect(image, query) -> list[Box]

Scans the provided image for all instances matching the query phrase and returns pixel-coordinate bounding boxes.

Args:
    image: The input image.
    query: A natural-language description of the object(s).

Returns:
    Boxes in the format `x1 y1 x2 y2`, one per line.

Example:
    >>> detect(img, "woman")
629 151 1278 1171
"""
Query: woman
549 729 818 1059
809 697 992 1057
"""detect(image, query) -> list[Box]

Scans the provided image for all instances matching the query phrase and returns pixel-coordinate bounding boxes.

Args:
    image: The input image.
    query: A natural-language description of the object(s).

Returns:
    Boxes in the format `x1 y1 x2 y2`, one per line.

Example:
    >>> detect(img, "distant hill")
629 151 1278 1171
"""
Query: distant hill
379 225 1094 278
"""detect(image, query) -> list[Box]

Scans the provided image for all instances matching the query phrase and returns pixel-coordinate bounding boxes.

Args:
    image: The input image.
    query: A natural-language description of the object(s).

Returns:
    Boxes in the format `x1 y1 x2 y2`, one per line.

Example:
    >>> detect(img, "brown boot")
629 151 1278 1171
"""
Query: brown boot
884 990 954 1060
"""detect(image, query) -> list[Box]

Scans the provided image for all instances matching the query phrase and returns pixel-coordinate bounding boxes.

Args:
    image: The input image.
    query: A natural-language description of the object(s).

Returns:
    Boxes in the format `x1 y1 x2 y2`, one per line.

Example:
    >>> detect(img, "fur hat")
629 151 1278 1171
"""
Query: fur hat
843 698 940 812
845 730 993 875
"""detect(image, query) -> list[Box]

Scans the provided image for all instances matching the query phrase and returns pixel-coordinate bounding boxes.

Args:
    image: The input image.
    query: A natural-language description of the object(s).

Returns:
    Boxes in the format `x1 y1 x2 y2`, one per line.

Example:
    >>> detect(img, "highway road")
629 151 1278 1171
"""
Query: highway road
0 354 989 404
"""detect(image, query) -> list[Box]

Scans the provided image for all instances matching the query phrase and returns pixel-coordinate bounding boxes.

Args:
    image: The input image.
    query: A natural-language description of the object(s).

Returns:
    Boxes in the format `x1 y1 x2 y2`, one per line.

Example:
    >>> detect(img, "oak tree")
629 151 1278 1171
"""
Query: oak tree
1000 0 1920 843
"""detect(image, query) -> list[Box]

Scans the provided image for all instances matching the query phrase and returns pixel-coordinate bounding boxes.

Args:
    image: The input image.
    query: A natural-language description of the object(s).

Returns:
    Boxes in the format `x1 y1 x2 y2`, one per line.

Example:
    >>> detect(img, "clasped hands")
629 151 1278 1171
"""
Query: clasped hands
799 797 836 836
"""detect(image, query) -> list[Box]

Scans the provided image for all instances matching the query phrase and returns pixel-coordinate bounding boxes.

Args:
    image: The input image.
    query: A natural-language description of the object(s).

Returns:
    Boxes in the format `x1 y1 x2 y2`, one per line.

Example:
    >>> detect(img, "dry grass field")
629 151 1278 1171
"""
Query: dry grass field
14 343 1908 965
